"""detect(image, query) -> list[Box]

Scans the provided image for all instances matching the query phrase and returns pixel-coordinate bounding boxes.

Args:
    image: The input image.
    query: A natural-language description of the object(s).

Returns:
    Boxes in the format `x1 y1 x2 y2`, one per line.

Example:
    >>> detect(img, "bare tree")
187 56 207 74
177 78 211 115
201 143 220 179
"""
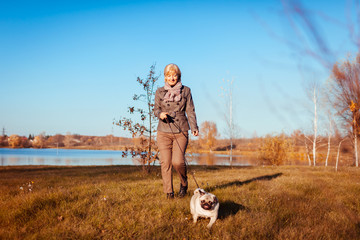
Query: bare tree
220 78 238 165
329 53 360 167
304 139 312 166
351 101 359 167
302 81 323 166
336 137 348 172
114 64 160 172
256 0 337 163
290 129 311 165
311 84 318 166
263 0 360 167
325 111 333 167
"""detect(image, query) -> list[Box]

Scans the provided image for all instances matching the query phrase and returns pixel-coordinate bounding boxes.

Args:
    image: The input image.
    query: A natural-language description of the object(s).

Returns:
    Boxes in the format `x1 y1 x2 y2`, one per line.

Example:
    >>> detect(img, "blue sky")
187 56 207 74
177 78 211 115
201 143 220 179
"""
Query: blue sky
0 0 357 138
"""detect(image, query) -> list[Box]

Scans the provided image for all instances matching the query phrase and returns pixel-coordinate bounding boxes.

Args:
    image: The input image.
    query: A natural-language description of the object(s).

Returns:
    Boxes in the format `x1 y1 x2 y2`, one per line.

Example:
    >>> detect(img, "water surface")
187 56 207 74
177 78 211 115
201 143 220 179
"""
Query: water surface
0 148 251 166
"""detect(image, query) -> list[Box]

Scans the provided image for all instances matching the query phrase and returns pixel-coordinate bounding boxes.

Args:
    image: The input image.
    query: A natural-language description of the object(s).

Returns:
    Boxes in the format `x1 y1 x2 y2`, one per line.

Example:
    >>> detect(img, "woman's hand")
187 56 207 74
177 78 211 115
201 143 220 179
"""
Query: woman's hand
160 112 169 120
192 130 199 136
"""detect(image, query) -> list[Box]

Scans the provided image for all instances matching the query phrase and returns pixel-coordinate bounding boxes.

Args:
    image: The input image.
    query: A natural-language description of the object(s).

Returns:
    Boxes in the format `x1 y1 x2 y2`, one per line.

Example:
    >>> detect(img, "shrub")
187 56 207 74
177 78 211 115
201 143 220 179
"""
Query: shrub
258 134 294 165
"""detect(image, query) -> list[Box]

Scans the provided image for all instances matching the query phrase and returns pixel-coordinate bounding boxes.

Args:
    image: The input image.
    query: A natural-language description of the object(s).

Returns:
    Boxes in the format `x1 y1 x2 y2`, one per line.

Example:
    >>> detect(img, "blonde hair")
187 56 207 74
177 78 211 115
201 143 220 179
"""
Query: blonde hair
164 63 181 81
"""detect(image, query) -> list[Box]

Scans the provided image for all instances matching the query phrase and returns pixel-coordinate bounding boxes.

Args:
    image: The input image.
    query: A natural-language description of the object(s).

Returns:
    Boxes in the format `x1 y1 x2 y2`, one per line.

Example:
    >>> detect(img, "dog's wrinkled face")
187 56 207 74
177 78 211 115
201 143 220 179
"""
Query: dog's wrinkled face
199 190 218 210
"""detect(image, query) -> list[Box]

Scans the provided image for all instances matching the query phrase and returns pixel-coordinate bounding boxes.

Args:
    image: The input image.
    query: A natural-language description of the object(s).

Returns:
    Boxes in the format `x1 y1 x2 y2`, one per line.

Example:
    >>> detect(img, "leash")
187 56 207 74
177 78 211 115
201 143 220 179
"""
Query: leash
165 116 200 189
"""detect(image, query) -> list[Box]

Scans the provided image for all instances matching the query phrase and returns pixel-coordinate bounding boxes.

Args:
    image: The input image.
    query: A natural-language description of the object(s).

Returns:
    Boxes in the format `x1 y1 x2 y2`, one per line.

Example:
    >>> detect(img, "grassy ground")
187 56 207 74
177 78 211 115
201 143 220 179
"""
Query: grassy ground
1 165 360 239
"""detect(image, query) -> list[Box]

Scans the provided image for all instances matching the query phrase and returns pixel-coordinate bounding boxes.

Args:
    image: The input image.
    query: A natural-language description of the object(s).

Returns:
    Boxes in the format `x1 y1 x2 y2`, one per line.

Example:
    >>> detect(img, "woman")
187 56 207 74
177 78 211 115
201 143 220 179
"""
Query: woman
154 63 199 199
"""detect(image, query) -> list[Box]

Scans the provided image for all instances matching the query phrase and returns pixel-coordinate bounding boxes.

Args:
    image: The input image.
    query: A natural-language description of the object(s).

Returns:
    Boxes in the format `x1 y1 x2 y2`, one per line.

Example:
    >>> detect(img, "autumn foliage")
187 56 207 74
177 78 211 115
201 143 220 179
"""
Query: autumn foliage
8 135 24 148
199 121 219 151
330 53 360 134
258 134 294 166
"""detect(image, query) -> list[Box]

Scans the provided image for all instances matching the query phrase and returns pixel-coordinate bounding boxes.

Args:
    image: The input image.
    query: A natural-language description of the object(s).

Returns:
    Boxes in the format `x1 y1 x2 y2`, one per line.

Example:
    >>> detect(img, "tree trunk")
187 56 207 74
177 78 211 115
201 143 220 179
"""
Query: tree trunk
313 87 317 166
325 132 331 167
229 79 233 166
354 115 358 167
305 140 311 166
336 138 346 172
230 137 233 166
147 102 152 173
325 116 332 167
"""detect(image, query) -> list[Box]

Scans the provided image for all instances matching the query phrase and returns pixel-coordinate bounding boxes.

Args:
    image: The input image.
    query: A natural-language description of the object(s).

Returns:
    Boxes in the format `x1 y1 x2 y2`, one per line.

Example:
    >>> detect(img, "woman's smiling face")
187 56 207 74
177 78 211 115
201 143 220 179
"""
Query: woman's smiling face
165 70 179 87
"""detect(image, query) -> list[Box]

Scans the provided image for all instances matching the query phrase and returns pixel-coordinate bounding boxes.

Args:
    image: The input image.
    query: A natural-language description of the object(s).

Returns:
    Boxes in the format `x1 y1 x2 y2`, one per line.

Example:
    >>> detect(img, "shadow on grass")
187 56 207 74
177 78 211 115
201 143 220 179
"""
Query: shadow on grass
205 173 283 192
192 165 252 171
218 200 248 220
0 165 145 177
203 173 282 220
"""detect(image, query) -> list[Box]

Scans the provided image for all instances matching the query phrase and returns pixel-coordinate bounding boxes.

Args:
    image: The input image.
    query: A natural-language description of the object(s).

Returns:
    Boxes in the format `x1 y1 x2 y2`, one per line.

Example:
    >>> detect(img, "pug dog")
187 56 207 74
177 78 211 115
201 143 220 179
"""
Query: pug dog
190 188 219 229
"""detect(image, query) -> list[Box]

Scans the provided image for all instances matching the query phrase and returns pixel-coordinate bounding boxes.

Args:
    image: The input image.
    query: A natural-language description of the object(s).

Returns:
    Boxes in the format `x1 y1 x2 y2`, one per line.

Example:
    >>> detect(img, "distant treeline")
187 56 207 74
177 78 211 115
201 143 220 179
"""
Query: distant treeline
1 132 356 166
0 132 351 154
0 134 133 150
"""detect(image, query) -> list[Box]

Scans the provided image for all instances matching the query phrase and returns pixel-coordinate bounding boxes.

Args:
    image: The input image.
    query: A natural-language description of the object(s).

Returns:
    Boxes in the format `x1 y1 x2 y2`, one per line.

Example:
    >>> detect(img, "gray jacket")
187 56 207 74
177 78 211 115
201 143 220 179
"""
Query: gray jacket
154 85 199 133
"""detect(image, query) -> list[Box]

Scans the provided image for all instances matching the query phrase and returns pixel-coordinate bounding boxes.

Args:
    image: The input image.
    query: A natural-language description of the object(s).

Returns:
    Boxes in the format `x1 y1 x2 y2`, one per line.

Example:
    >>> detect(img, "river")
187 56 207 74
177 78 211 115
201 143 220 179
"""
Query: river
0 148 252 166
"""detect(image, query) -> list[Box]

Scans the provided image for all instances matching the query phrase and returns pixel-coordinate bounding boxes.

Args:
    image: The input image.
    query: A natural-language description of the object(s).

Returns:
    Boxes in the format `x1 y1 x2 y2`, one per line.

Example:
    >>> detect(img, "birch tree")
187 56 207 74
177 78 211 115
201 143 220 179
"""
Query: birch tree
304 140 312 166
336 137 348 172
303 81 322 166
322 107 336 167
325 114 332 167
258 0 340 167
311 85 318 166
263 0 360 167
220 78 238 165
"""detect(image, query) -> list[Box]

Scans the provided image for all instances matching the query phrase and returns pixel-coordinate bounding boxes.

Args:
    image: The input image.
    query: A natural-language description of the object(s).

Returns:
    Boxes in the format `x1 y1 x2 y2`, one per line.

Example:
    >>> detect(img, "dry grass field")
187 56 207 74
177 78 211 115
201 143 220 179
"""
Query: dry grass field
1 165 360 239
